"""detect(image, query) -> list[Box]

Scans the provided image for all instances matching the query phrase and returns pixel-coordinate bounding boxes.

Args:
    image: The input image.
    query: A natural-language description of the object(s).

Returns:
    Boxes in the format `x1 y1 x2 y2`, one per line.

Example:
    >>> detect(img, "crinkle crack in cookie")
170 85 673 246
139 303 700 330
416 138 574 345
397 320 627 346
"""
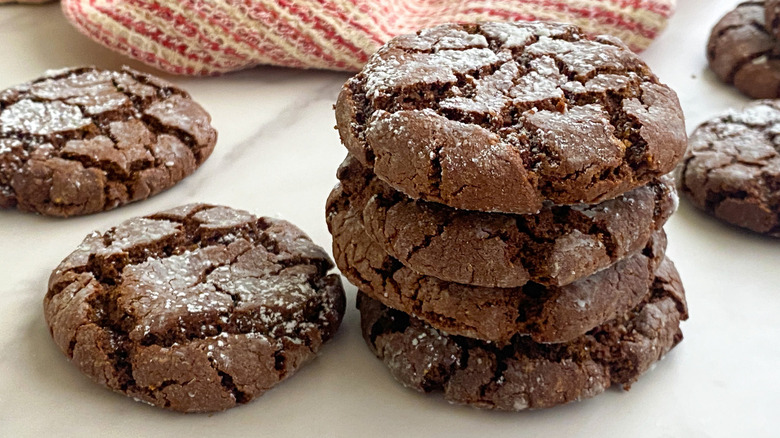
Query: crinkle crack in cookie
327 181 669 344
336 22 686 214
338 154 677 288
707 2 780 99
678 100 780 236
0 67 217 217
768 0 780 40
44 204 346 413
358 257 687 410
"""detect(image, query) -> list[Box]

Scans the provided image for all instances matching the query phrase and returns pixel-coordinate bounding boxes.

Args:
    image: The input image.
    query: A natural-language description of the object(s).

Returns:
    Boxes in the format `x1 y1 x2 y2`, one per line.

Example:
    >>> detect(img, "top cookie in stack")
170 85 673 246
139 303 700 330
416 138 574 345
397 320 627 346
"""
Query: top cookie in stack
329 22 688 410
336 21 686 214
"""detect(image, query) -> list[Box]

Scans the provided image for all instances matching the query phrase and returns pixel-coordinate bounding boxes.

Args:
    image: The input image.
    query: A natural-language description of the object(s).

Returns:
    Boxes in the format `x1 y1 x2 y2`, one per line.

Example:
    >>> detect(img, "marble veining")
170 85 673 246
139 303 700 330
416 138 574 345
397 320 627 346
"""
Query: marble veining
0 1 779 437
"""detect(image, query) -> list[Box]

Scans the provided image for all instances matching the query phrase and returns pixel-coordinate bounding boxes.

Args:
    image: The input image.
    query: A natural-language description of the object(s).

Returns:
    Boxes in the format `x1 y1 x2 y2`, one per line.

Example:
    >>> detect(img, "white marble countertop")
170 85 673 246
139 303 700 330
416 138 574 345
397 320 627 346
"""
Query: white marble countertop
1 1 778 436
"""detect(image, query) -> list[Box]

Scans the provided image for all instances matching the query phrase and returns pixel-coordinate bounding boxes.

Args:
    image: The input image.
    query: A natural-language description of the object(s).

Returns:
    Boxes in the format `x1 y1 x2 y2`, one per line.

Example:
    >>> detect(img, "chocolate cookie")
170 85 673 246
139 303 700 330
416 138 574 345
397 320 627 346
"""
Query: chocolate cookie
678 100 780 236
338 155 676 288
327 182 668 344
768 0 780 39
358 257 687 410
0 67 217 217
44 204 346 412
707 2 780 99
336 22 686 214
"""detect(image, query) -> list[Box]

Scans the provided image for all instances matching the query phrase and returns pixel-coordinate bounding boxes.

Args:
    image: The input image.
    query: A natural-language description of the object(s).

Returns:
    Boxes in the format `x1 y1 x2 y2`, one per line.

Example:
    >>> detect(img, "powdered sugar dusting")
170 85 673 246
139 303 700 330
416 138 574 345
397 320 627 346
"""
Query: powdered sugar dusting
0 138 22 155
440 60 518 116
433 34 488 51
726 102 780 127
0 99 91 135
510 56 566 105
364 48 499 100
97 218 181 258
554 230 604 254
479 21 572 48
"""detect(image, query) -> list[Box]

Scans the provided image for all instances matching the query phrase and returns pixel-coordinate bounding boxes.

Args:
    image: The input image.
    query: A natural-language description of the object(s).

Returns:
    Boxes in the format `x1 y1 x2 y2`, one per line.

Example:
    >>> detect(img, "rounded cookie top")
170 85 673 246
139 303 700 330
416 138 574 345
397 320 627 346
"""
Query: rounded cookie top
707 2 780 99
44 204 346 412
338 154 676 288
357 257 687 410
678 100 780 236
327 181 668 344
336 22 686 214
0 67 217 217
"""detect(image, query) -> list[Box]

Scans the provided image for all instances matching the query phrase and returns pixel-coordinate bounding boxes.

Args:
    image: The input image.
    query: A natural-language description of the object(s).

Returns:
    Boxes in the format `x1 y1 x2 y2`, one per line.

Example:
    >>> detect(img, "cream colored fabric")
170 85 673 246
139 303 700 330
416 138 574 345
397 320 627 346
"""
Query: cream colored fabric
61 0 677 75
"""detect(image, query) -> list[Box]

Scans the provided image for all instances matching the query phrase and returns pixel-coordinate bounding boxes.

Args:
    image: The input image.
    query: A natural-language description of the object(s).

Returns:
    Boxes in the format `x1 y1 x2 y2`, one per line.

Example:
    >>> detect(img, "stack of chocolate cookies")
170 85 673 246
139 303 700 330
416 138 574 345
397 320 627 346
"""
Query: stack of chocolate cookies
328 22 690 410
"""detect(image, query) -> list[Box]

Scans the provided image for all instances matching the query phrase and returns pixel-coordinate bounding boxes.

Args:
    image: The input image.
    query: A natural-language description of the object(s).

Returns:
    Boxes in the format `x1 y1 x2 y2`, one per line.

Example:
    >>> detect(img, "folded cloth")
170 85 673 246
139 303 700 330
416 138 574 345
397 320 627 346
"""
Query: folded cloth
61 0 676 75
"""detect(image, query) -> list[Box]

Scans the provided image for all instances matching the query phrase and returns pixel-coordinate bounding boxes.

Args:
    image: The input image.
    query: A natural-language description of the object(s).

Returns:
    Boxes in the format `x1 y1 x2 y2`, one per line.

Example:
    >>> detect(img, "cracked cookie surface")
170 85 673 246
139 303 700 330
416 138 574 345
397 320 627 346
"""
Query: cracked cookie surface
327 181 668 344
0 66 217 217
678 100 780 236
708 2 780 99
357 257 687 410
335 22 686 214
338 154 676 288
44 203 346 412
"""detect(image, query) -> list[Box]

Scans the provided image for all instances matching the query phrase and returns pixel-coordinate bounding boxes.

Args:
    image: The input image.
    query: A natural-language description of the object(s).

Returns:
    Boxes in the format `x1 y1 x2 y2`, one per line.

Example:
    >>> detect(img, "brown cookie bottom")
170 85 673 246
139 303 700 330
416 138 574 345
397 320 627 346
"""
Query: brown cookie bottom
337 154 677 289
328 177 670 344
358 258 687 411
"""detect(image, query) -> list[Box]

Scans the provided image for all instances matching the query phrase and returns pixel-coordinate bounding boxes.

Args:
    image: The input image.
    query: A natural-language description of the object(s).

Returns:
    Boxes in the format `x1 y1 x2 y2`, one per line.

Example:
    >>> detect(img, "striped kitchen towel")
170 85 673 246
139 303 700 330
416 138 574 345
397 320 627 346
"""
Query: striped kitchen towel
61 0 676 75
